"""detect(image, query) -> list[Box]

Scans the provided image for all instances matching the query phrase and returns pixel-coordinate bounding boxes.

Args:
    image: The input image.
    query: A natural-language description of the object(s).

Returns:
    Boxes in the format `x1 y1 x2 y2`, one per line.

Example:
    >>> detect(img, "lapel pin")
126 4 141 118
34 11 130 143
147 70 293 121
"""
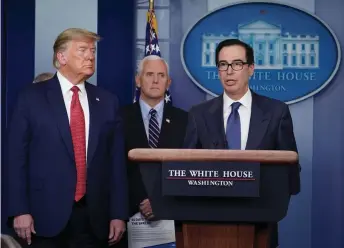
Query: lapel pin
166 118 170 123
96 97 100 101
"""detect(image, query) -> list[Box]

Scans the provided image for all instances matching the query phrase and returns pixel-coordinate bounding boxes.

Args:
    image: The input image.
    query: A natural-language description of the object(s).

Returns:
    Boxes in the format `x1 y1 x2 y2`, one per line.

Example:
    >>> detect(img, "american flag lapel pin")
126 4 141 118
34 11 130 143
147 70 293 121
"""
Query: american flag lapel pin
166 118 170 123
96 97 100 101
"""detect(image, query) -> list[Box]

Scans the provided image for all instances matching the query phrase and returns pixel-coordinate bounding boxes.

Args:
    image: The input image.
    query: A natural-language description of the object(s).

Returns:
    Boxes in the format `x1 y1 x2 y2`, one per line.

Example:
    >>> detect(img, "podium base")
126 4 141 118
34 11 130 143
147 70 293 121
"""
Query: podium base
176 223 271 248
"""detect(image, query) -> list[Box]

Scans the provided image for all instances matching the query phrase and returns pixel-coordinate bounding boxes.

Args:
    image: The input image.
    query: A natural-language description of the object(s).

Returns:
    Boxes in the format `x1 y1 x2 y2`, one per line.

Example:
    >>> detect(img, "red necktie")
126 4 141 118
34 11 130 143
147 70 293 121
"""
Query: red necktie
70 86 86 201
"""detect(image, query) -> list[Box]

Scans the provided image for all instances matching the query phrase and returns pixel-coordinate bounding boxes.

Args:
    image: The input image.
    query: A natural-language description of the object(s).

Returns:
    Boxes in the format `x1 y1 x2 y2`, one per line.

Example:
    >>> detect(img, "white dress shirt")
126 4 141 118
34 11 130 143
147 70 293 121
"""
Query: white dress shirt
139 98 164 139
223 89 252 150
57 71 90 156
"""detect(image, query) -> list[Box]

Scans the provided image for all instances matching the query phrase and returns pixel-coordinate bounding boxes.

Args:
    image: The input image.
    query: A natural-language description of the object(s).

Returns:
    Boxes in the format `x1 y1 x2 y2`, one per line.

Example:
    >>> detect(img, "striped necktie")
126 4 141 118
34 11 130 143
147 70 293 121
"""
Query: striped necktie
148 109 160 148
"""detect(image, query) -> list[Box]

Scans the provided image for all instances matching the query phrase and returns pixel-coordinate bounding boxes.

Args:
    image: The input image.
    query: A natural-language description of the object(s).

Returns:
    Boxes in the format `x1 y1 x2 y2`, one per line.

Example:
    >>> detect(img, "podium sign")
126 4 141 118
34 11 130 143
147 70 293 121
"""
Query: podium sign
162 162 260 197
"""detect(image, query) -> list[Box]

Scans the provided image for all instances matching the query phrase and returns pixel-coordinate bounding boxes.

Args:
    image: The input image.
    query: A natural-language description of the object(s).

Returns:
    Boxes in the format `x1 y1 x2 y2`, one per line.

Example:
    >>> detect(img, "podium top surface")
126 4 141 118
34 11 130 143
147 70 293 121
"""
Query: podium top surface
128 149 298 164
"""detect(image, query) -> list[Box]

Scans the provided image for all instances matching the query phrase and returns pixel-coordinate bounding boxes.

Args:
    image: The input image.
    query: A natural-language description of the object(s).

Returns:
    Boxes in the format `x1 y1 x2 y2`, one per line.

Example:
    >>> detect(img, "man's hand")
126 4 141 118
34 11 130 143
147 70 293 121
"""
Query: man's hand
108 219 126 245
139 199 154 220
13 214 36 245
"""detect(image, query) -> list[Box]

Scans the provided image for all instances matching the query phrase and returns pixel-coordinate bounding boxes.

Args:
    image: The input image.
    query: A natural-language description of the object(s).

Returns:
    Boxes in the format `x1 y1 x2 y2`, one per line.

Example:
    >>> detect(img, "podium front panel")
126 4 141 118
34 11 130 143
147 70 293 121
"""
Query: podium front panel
139 161 291 223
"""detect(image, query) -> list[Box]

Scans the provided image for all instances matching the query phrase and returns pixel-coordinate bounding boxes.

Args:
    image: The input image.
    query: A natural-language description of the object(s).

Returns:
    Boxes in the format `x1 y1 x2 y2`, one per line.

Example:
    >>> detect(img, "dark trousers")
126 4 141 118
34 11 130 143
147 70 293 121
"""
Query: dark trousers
113 232 128 248
16 197 108 248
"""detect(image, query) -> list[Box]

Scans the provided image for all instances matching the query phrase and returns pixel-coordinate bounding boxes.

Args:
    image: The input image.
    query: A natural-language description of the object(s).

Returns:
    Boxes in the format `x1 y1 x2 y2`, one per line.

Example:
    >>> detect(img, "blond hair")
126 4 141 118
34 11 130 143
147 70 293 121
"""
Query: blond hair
53 28 100 68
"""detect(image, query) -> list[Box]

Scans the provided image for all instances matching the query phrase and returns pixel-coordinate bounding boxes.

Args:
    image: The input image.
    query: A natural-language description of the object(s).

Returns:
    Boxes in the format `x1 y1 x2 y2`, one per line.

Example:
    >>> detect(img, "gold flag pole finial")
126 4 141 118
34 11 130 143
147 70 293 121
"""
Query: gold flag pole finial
149 0 154 11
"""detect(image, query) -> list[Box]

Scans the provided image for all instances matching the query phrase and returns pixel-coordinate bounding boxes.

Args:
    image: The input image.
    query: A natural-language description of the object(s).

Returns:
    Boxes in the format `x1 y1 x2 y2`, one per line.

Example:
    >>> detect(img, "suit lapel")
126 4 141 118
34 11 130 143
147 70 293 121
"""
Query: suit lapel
46 76 74 161
206 96 227 149
246 93 270 150
85 83 101 165
132 102 149 148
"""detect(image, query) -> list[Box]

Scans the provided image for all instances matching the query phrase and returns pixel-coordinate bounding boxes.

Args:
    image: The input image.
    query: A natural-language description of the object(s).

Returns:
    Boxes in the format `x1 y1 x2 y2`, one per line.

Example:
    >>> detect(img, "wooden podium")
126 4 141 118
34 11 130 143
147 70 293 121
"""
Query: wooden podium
129 149 298 248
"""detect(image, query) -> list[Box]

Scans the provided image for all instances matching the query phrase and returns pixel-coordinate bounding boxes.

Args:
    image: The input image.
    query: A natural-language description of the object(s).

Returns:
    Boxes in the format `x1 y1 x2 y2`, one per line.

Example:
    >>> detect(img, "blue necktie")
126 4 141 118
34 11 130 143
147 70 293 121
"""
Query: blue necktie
226 102 241 149
148 109 160 148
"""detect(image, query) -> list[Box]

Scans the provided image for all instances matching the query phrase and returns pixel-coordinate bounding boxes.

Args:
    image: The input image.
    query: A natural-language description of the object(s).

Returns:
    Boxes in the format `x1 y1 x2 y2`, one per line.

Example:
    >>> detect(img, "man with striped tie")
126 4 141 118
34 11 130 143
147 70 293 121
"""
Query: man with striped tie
122 55 188 220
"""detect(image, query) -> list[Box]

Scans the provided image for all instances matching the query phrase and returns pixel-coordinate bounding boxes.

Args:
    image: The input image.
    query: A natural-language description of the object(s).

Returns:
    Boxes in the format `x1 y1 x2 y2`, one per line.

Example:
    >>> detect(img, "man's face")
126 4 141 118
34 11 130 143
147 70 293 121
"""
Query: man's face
136 59 171 100
217 45 254 98
60 38 96 79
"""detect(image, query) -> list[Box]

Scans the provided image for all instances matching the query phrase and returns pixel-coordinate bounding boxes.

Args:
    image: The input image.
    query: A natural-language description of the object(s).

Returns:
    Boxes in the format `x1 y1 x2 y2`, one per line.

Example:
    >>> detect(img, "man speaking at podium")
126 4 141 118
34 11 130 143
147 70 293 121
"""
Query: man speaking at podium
183 39 300 248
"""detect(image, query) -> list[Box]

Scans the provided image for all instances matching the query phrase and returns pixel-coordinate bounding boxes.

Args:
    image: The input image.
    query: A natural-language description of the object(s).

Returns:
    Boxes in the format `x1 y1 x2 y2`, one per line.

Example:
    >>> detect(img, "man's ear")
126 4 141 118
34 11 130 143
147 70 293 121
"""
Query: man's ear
56 51 67 66
167 77 172 89
135 75 141 88
248 63 255 77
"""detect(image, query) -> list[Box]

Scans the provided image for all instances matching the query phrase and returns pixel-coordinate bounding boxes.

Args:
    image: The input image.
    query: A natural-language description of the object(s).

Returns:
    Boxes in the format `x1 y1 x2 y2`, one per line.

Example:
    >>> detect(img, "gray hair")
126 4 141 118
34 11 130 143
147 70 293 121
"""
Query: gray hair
137 55 169 75
33 72 54 83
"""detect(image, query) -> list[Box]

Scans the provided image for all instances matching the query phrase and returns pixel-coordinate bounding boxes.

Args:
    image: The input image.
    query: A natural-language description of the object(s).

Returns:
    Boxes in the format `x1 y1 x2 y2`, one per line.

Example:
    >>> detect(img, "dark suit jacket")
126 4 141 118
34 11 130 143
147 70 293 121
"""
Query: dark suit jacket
184 92 300 194
183 92 301 247
121 102 188 216
7 75 128 239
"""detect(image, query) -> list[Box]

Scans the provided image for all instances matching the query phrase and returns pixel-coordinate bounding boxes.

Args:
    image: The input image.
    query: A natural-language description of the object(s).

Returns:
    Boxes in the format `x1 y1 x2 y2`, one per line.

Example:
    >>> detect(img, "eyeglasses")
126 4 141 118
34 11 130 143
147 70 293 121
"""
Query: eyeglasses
217 60 249 71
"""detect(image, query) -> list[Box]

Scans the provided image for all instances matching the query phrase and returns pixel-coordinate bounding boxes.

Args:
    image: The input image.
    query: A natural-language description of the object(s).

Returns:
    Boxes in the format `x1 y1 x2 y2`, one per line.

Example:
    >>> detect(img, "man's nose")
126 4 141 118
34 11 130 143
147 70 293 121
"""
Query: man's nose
226 65 234 74
153 75 158 83
85 50 95 60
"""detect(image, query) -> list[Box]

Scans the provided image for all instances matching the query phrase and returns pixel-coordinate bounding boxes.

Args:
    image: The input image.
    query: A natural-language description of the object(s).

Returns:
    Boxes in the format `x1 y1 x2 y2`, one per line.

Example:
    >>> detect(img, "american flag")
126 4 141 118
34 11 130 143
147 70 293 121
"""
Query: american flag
133 4 172 105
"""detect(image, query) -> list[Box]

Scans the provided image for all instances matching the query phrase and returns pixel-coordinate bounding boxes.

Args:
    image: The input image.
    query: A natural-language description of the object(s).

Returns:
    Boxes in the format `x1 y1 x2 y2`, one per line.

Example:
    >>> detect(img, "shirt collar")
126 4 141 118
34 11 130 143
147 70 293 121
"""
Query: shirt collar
139 98 165 120
223 88 252 111
57 71 86 95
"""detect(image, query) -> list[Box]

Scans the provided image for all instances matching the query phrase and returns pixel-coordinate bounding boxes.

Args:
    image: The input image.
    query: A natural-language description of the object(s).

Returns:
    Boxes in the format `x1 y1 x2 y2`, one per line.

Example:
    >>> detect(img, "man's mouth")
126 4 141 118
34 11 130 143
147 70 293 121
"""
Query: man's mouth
225 79 236 84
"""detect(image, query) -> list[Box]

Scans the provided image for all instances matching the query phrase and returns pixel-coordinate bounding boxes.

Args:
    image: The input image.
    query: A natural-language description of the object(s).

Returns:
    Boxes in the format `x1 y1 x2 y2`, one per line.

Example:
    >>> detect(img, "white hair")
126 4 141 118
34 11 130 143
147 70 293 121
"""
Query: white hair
137 55 169 75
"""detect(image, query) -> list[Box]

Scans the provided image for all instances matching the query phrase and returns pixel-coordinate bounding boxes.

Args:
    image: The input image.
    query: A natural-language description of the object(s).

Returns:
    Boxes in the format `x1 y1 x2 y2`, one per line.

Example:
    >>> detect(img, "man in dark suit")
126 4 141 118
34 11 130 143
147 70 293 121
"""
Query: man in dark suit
122 55 188 220
183 39 300 248
7 28 128 247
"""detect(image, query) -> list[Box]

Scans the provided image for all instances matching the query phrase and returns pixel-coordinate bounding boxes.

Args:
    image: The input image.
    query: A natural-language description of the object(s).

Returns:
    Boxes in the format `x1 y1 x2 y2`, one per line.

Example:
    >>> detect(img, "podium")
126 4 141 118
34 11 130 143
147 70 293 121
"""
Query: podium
128 149 298 248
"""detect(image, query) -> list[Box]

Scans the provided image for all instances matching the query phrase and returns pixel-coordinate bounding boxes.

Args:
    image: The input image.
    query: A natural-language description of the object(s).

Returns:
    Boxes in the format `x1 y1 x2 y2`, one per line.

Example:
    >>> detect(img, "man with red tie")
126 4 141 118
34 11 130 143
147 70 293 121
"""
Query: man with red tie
7 28 128 247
